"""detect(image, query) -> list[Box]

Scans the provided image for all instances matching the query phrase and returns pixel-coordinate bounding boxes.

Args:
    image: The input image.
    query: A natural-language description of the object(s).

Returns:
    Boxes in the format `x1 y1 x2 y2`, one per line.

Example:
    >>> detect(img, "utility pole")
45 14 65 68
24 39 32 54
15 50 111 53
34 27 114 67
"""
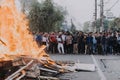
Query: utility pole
100 0 104 32
94 0 97 32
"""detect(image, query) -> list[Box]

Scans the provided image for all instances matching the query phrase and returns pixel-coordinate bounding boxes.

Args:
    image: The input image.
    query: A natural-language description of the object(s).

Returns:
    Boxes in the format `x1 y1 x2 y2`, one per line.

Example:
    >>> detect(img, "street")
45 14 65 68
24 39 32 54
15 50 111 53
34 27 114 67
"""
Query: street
50 54 120 80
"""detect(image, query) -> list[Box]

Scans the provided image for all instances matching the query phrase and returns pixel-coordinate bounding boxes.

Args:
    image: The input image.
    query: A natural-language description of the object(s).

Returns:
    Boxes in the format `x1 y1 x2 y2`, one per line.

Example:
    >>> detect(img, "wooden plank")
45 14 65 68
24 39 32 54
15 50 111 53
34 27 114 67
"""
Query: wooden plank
16 70 26 80
39 76 59 80
39 67 58 73
5 60 33 80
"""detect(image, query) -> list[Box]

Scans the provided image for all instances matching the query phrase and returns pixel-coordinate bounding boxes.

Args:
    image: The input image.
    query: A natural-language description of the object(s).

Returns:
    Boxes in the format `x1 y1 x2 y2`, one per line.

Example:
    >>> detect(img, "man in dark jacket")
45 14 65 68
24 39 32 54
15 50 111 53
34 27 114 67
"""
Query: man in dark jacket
112 33 118 54
86 32 93 54
107 33 114 54
101 33 108 55
96 33 102 55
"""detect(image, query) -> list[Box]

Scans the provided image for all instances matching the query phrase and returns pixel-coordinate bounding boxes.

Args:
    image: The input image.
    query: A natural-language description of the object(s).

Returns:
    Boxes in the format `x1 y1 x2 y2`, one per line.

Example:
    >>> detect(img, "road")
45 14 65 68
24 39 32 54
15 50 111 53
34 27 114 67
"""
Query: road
49 54 120 80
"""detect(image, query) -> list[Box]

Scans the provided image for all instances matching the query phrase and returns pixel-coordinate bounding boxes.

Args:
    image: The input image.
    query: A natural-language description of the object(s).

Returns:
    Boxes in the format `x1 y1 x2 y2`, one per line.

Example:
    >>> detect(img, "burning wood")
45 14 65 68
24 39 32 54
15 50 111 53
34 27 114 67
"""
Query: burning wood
16 70 26 80
39 76 59 80
0 46 67 80
0 45 96 80
0 38 7 46
5 60 33 80
0 0 96 80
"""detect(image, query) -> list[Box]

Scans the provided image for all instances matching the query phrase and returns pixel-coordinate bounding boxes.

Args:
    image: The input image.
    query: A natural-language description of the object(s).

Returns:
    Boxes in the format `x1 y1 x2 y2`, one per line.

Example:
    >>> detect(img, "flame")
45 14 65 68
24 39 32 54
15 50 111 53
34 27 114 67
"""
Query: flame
0 0 55 65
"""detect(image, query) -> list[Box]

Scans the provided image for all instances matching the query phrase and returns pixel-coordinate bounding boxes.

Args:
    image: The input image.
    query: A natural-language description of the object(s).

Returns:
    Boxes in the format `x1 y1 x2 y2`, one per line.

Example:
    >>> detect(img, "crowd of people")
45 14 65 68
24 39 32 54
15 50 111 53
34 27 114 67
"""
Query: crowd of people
34 31 120 55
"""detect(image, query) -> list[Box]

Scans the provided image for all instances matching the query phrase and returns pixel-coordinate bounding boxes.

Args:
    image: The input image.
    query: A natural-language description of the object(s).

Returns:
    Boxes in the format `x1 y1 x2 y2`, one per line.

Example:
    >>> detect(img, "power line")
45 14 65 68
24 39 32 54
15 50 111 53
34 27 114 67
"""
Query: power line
108 0 120 11
105 0 110 4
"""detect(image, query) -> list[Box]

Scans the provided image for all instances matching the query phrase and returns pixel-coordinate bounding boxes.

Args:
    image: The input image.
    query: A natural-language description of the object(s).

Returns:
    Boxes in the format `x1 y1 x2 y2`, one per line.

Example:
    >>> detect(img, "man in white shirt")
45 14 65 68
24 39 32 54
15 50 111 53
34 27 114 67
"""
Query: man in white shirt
57 32 64 54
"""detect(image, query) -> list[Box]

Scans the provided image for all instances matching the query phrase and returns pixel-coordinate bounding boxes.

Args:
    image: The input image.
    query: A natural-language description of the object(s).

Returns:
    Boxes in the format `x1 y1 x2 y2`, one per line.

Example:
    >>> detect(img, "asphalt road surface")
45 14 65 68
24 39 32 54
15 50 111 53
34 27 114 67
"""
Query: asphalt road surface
50 54 120 80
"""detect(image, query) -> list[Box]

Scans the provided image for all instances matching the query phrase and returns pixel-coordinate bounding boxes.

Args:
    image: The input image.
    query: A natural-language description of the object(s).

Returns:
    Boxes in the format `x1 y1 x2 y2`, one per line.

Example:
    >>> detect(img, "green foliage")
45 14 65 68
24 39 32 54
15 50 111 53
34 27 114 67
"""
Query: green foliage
107 18 120 30
96 19 100 31
108 20 115 29
28 0 66 33
103 19 109 31
114 18 120 29
93 19 109 31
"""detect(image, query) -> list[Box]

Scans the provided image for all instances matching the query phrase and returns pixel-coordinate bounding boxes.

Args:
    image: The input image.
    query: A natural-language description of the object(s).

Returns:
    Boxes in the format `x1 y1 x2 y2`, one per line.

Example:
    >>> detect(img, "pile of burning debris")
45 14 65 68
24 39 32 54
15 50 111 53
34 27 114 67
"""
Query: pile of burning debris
0 46 66 80
0 47 96 80
0 0 96 80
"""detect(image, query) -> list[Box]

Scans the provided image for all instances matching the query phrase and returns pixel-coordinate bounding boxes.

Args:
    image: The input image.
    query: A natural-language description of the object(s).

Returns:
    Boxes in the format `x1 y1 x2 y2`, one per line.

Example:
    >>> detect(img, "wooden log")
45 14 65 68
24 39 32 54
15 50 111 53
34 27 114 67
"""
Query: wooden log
39 76 59 80
17 56 63 73
7 73 20 80
0 38 7 46
26 64 40 78
16 70 26 80
5 60 33 80
12 58 25 66
39 67 58 74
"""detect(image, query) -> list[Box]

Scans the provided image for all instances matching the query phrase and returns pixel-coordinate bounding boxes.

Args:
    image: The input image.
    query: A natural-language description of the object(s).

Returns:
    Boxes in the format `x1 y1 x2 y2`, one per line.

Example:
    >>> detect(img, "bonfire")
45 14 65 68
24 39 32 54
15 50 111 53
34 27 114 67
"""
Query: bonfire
0 0 66 80
0 0 96 80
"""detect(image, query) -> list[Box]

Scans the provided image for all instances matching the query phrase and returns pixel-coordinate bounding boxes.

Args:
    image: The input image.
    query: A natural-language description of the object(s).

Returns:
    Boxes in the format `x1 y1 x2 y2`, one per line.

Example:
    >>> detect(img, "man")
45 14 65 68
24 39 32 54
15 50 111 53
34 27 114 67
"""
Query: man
78 31 84 54
49 32 57 53
101 33 108 55
86 32 93 55
36 32 42 47
73 32 78 54
107 32 114 54
57 32 64 54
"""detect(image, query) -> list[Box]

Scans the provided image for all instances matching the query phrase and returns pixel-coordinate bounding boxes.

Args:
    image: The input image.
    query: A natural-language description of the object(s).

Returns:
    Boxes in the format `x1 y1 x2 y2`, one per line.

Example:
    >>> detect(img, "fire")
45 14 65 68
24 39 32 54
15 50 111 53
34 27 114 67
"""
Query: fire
0 0 55 65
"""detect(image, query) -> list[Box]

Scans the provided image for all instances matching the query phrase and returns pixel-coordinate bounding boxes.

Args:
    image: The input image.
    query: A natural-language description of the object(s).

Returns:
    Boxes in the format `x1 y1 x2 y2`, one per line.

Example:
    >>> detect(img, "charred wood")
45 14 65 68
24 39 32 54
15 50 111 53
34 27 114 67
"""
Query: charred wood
5 60 33 80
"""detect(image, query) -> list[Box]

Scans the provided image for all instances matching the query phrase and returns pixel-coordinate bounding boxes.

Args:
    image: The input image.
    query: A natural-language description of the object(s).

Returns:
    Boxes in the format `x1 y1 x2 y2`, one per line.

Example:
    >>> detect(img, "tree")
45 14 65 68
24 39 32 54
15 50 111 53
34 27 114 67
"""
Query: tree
28 0 66 33
92 19 109 32
103 19 109 31
114 18 120 29
108 20 115 29
107 18 120 31
83 21 91 32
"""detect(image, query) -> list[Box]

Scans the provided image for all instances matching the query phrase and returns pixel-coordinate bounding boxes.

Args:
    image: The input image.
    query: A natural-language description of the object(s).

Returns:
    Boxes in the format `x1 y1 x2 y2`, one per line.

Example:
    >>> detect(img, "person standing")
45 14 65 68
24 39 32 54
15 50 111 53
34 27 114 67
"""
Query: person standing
101 33 108 55
86 32 93 55
112 33 118 55
78 31 84 54
57 32 64 54
83 34 87 54
96 33 102 55
66 32 73 54
36 32 43 47
92 34 97 54
49 32 57 53
107 32 114 54
61 32 67 53
117 33 120 54
73 32 78 54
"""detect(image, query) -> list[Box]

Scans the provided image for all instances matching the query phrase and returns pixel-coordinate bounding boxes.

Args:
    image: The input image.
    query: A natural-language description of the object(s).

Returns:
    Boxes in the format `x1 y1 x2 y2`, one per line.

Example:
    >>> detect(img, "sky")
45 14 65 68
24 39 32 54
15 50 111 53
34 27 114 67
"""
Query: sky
54 0 94 24
15 0 120 30
53 0 120 29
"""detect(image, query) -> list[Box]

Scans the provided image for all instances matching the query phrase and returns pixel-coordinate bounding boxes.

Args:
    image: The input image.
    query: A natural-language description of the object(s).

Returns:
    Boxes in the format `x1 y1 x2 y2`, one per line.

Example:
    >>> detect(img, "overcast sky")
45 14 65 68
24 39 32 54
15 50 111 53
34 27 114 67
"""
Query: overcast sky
54 0 94 24
53 0 120 29
16 0 120 30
